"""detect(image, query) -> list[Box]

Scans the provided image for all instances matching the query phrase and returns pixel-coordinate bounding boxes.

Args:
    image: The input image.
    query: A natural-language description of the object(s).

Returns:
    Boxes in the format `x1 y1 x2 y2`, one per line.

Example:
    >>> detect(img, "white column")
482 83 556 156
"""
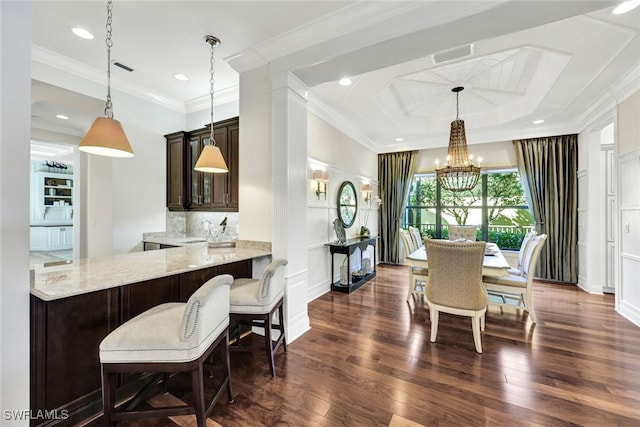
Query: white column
0 1 31 423
271 71 310 341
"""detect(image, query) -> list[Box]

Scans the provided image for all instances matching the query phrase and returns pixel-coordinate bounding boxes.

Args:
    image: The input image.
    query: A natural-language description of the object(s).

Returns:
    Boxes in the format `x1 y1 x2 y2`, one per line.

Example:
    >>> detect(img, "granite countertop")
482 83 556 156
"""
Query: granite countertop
30 244 271 301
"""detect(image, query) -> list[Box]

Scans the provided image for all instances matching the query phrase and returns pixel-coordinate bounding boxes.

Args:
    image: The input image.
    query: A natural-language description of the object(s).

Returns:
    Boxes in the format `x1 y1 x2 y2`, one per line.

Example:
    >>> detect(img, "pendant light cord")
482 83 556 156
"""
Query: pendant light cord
209 38 217 146
105 0 113 119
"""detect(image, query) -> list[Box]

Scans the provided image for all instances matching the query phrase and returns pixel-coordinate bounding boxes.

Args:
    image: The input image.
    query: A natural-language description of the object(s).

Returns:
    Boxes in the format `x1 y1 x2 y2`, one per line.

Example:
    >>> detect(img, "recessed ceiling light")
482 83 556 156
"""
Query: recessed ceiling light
56 114 69 120
395 137 404 142
174 73 189 81
613 0 640 15
339 78 352 86
533 119 544 125
71 27 94 40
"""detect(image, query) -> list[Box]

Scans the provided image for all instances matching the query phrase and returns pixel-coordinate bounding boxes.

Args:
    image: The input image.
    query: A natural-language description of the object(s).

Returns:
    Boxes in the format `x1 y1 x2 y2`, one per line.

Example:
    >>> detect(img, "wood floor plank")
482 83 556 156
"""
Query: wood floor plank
86 263 640 426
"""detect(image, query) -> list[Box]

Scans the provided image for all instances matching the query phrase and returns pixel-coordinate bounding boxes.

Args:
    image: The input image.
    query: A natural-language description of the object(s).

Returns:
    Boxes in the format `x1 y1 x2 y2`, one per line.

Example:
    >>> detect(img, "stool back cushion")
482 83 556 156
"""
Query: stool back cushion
182 273 234 347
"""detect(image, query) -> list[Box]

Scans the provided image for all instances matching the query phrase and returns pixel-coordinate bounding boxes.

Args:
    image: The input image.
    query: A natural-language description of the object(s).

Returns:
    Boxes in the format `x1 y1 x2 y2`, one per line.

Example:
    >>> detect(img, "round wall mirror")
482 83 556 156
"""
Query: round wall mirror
337 181 358 228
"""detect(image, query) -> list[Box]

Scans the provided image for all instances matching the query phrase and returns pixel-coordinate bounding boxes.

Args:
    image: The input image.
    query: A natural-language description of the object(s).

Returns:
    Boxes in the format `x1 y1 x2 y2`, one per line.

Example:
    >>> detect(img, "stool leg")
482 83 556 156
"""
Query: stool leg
224 331 234 403
101 364 116 427
264 313 276 377
278 301 287 352
191 363 206 427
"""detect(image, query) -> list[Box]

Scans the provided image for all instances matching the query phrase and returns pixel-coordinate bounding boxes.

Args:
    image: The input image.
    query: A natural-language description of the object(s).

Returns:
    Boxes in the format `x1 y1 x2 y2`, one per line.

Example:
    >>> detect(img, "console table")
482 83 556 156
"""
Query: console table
326 236 376 293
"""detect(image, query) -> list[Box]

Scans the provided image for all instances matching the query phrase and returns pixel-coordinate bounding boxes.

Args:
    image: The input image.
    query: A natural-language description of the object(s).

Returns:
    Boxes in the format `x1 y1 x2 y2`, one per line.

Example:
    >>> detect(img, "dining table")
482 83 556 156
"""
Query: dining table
406 242 511 278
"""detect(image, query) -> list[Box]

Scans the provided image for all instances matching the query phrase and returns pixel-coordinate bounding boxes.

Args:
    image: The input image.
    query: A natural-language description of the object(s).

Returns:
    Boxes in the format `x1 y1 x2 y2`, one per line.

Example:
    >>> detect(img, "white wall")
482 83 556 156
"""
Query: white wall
0 1 31 422
238 65 273 243
617 89 640 326
307 113 378 301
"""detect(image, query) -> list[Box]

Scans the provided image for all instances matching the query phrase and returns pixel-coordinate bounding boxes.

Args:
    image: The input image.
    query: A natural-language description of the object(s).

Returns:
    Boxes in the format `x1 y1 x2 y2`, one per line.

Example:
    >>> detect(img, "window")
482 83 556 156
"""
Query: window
403 171 534 250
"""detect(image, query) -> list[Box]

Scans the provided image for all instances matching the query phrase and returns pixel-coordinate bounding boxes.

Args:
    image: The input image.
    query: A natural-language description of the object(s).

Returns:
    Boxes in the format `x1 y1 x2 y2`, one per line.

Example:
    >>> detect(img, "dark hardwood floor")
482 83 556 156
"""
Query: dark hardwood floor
87 263 640 426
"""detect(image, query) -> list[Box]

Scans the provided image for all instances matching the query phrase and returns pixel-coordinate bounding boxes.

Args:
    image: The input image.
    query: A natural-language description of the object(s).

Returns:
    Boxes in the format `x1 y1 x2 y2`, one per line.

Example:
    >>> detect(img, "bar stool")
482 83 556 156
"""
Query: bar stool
229 258 288 377
99 274 234 427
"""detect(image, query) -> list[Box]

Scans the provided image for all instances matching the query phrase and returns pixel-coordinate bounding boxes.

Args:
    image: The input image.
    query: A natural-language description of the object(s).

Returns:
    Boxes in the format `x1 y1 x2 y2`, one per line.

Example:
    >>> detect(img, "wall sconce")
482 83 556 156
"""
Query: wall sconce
312 170 329 200
362 183 372 203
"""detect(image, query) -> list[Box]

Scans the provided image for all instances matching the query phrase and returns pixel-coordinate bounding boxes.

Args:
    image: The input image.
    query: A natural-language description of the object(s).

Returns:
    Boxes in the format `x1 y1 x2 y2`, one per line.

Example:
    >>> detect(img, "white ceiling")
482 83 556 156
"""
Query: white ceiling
30 0 640 156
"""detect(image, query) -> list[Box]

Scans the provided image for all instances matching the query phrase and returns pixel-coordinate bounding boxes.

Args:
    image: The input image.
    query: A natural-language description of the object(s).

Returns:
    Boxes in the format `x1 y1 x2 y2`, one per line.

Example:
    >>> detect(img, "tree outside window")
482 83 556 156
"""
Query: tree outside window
404 171 534 249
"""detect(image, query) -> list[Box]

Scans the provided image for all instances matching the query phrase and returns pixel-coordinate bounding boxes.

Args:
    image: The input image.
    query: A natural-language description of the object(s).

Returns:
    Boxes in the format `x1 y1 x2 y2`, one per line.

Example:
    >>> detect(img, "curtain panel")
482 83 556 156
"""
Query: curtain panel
378 151 418 263
513 135 578 283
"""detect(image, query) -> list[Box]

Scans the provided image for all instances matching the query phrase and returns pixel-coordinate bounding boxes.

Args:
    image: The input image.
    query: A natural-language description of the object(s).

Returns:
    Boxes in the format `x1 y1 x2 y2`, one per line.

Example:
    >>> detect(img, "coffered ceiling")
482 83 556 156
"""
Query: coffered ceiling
30 0 640 155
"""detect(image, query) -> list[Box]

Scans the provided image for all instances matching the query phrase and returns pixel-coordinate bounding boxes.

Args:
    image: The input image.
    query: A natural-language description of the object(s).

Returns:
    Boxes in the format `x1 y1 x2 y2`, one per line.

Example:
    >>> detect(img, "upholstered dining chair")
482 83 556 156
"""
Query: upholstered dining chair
229 258 288 377
99 274 234 427
508 230 537 276
408 226 423 250
424 238 487 353
448 224 478 241
483 234 547 324
400 229 428 302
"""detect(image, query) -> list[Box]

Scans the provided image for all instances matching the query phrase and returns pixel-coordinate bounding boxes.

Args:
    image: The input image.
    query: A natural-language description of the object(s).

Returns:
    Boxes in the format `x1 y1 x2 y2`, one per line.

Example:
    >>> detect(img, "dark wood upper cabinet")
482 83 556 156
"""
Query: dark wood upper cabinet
165 117 239 212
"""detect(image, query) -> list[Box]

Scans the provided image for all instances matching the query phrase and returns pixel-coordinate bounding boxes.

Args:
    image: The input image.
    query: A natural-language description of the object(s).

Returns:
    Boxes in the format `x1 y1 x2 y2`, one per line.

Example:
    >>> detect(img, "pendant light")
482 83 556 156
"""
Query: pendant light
436 87 480 192
194 35 228 173
78 0 134 158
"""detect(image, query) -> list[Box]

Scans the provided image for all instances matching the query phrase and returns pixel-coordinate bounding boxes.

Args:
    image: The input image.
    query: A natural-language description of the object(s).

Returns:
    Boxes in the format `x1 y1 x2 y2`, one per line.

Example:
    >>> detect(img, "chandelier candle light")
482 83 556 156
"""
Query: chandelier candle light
436 87 480 192
194 35 228 173
79 0 134 158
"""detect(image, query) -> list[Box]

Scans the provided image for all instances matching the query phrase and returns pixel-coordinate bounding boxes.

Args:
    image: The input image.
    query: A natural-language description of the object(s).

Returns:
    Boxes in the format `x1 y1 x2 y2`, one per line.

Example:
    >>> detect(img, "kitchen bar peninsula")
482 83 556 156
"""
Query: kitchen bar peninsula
30 243 270 426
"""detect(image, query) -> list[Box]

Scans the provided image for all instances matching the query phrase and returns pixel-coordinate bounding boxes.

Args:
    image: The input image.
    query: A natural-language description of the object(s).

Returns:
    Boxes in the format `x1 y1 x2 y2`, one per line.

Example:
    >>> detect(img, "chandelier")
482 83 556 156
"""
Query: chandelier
194 35 228 173
436 87 480 192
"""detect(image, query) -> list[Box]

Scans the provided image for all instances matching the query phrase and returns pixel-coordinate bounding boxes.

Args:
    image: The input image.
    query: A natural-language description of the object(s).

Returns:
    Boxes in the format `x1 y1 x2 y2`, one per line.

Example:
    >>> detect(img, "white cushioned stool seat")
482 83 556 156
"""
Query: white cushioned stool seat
99 274 234 427
229 279 284 314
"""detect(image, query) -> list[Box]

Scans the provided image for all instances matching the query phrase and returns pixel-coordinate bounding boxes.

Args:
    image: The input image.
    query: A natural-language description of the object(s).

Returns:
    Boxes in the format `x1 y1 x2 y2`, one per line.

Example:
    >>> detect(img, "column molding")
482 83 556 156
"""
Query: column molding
271 71 311 342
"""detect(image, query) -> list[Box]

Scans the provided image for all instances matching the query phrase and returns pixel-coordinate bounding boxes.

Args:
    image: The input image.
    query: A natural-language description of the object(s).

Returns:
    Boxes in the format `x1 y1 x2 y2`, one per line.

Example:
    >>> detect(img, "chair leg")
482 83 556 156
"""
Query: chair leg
480 313 486 332
472 315 483 353
524 291 537 324
191 362 206 427
429 308 439 342
407 268 414 302
101 364 116 427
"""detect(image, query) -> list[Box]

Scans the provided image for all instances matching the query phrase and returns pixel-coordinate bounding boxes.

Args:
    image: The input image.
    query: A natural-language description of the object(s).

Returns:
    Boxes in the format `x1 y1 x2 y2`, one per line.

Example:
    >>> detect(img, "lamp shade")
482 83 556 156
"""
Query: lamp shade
362 183 372 192
312 169 328 181
79 117 134 157
194 145 228 173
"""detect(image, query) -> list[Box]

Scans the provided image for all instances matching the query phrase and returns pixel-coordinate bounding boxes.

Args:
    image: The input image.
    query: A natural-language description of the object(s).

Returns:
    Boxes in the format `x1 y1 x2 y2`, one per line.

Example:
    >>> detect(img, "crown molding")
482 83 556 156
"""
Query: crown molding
184 85 239 114
32 44 186 113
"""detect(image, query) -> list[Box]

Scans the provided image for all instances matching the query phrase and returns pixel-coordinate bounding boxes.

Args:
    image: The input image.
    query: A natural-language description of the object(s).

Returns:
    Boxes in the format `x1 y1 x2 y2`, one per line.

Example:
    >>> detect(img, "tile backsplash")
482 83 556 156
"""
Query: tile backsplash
166 211 239 238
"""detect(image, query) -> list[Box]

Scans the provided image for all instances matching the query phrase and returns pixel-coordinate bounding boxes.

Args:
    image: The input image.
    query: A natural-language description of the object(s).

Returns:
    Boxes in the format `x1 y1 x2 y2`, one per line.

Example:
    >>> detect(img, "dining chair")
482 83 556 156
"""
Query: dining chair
424 238 487 353
508 230 537 276
400 229 427 302
229 258 288 377
99 274 234 427
448 224 478 241
408 226 423 249
483 234 547 324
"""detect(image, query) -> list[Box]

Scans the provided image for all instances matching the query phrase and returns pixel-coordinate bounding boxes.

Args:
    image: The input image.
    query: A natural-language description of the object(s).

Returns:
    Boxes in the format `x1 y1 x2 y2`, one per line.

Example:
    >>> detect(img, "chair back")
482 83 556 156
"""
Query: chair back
425 239 487 310
448 225 478 241
399 229 416 259
181 274 233 345
522 234 547 278
517 230 537 270
257 258 288 300
408 226 423 249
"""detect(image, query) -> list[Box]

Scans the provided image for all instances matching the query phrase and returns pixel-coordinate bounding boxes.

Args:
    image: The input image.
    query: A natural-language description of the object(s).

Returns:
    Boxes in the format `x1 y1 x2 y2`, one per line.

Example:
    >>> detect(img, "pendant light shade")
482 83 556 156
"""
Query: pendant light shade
79 117 134 158
194 144 228 173
194 35 228 174
79 0 134 158
436 87 480 192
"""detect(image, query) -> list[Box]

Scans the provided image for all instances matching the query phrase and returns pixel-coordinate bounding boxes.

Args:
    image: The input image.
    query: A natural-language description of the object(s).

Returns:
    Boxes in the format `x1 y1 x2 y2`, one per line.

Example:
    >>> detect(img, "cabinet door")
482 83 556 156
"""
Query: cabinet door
166 134 186 210
226 123 239 210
